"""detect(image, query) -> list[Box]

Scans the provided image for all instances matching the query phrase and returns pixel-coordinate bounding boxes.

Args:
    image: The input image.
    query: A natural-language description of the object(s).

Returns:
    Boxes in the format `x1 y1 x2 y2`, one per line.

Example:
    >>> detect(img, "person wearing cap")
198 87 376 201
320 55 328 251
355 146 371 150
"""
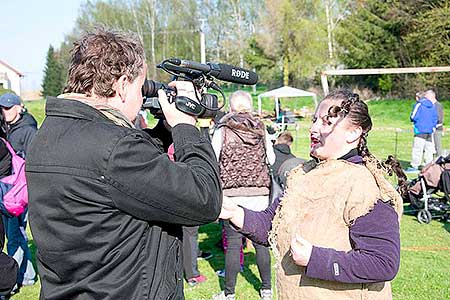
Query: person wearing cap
0 93 38 157
0 93 38 294
0 107 19 299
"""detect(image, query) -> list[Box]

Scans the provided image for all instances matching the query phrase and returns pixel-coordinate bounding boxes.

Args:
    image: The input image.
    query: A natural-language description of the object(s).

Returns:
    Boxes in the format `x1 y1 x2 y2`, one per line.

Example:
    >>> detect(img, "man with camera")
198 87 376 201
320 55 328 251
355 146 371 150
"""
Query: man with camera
26 29 222 300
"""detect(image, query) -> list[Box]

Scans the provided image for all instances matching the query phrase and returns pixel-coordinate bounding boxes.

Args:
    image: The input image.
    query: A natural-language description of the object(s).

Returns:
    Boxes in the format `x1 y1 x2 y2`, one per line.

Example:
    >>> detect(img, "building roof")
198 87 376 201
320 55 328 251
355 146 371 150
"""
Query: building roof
257 86 318 116
258 86 317 98
0 59 24 77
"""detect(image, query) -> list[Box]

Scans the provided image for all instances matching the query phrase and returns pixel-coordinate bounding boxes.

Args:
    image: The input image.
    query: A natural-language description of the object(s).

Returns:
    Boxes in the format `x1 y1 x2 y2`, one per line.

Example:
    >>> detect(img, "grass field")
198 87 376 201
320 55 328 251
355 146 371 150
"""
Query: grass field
9 97 450 300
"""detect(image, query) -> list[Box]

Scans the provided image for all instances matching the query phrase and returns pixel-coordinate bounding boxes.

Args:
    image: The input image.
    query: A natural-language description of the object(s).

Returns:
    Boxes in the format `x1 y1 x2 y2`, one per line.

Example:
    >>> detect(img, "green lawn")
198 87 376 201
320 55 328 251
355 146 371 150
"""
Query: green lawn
13 213 450 300
9 98 450 299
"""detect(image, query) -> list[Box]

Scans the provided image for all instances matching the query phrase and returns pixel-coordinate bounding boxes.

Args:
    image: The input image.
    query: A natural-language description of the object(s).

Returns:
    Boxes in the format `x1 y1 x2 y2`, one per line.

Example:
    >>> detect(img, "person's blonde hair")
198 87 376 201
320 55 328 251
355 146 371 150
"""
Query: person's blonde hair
229 90 253 112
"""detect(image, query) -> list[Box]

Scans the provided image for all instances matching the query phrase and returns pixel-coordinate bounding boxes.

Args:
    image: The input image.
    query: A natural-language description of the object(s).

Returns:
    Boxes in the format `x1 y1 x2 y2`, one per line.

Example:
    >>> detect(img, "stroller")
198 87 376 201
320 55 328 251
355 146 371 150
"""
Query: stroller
406 154 450 224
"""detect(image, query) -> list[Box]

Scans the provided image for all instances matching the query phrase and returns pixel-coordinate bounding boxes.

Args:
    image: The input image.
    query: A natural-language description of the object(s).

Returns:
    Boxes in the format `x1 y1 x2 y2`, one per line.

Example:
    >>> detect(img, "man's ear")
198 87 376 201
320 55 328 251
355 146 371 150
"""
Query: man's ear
115 75 129 102
346 126 363 143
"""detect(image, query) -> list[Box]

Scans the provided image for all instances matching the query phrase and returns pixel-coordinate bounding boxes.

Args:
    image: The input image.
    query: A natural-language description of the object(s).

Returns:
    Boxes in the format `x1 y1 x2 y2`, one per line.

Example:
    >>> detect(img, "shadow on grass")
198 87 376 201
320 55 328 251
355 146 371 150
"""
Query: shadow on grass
441 219 450 233
199 222 265 294
403 202 450 228
398 159 411 170
240 251 265 293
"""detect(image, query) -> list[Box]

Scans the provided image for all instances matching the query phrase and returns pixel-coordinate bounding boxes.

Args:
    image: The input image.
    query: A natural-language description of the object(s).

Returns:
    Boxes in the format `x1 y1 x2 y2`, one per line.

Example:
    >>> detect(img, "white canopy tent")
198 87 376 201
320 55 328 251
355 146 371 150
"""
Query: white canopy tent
257 86 318 118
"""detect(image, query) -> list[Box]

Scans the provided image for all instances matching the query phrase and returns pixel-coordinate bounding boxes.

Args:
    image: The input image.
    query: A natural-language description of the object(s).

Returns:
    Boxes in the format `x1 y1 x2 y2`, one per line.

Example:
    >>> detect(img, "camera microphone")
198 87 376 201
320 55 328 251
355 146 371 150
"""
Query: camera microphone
143 58 260 119
213 63 258 85
169 59 258 85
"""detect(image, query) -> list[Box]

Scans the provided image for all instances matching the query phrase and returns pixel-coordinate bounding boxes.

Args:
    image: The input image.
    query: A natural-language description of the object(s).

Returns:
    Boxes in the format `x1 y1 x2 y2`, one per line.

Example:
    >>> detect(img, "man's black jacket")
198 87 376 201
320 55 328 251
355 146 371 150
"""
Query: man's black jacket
26 97 222 300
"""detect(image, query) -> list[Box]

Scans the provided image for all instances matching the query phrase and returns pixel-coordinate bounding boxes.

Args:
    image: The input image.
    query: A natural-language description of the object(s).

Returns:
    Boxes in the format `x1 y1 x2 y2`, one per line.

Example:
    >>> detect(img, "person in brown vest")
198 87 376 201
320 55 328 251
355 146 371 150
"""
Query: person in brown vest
219 89 405 300
212 90 275 300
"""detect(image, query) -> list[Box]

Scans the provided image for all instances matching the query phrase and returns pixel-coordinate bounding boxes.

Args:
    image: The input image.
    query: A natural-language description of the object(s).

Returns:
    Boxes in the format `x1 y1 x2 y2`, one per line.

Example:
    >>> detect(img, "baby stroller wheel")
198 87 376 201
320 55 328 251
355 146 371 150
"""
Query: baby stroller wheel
417 209 432 224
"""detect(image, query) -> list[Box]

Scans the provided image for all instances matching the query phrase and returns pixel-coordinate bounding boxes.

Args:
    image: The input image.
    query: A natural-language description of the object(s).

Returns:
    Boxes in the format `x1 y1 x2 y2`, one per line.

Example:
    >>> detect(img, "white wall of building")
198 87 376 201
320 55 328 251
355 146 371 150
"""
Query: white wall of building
0 62 22 96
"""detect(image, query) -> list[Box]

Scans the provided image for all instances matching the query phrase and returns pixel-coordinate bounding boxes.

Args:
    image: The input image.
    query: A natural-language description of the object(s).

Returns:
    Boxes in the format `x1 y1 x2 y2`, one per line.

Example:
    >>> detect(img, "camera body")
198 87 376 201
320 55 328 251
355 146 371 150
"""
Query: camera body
142 79 218 119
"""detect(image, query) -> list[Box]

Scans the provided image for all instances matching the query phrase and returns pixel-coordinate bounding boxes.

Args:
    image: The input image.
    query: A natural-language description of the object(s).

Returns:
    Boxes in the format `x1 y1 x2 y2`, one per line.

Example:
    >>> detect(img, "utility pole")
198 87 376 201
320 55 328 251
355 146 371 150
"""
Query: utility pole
199 18 207 64
325 0 334 62
250 23 256 94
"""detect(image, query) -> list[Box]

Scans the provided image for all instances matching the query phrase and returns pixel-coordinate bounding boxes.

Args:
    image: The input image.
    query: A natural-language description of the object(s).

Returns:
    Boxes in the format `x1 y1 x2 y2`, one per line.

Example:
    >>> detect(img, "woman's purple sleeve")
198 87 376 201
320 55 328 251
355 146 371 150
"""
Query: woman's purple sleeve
305 200 401 283
239 197 281 246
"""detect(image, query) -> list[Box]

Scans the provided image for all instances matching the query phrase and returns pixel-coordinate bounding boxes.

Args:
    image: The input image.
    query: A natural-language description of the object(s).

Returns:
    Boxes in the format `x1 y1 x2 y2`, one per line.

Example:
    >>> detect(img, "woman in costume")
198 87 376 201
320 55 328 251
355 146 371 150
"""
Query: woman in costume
219 89 405 300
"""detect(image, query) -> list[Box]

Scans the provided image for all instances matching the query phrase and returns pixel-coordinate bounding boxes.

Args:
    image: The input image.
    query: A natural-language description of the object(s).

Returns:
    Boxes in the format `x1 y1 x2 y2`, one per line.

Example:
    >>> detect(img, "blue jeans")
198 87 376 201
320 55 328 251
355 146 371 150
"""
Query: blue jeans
2 210 34 285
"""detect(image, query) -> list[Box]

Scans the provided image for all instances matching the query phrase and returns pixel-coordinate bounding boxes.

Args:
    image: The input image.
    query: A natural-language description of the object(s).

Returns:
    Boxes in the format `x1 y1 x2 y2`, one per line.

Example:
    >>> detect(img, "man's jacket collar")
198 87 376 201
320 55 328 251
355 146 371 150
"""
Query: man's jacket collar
46 96 110 122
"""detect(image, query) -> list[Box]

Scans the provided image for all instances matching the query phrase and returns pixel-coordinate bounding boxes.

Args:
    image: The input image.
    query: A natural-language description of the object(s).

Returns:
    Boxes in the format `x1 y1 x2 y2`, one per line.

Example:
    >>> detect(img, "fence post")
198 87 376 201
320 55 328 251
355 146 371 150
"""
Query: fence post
394 128 402 157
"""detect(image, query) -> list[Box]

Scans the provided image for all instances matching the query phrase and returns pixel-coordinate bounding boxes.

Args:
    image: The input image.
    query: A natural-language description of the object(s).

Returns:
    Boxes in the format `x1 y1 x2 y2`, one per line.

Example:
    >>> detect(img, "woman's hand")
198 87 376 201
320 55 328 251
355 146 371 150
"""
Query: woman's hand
219 198 245 229
290 234 313 266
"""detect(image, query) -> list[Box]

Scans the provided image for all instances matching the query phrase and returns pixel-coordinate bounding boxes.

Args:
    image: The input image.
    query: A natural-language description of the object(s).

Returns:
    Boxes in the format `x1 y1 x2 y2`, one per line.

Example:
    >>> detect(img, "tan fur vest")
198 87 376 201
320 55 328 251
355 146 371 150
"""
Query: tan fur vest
270 159 402 300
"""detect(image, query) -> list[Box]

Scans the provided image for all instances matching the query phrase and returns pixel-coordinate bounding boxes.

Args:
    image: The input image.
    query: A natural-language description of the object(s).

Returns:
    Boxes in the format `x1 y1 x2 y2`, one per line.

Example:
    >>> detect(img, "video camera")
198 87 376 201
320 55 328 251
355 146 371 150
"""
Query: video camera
142 58 258 119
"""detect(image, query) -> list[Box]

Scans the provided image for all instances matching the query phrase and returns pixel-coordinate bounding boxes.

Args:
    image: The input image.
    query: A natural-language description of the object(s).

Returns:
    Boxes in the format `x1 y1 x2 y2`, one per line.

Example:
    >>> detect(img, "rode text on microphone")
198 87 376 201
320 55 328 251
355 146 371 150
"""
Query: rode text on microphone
142 58 258 118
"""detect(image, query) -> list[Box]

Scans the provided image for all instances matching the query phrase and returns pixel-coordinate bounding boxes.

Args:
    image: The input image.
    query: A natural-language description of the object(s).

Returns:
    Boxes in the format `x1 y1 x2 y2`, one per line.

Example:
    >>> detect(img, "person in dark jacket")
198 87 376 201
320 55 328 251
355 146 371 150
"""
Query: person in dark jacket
0 109 18 299
425 90 444 157
272 131 305 189
272 131 295 173
0 93 37 294
0 93 38 158
26 29 222 300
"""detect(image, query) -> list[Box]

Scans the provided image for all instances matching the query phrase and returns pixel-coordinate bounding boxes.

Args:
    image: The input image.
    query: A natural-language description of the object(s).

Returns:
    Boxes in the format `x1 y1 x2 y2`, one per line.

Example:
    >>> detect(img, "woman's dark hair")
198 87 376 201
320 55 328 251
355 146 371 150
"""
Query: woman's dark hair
384 155 409 200
323 89 408 196
323 89 372 157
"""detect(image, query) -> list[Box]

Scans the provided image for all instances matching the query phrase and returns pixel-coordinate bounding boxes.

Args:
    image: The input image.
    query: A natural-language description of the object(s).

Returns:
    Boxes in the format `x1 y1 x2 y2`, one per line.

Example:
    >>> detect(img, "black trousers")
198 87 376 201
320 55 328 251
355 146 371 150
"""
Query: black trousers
224 221 271 295
182 226 200 279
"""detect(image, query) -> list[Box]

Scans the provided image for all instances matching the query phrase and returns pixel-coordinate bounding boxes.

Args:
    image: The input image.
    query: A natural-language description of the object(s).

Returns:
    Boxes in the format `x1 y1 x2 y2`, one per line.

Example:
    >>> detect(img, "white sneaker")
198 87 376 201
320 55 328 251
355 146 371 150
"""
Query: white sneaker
260 289 273 300
213 291 236 300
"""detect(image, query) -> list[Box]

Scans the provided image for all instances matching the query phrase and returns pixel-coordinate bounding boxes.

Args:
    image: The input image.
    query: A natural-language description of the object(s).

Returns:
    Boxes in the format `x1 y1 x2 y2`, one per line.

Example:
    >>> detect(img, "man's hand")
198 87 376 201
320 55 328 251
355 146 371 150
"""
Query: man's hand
219 197 244 229
290 234 313 266
158 81 197 127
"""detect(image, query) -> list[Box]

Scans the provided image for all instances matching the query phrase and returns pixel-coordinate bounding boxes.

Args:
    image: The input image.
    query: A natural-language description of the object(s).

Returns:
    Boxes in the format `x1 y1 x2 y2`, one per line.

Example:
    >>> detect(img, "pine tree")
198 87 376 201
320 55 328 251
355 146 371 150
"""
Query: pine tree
42 45 65 97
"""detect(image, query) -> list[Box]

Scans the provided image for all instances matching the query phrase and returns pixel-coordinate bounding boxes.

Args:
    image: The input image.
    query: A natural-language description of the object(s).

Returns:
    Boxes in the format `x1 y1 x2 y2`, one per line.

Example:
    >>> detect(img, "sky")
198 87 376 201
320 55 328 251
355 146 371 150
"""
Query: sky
0 0 85 91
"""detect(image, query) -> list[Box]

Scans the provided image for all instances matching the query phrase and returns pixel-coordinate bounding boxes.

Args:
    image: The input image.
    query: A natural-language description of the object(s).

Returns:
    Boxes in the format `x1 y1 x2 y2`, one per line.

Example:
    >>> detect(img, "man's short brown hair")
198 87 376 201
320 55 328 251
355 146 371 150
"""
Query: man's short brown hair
64 28 146 98
276 131 293 145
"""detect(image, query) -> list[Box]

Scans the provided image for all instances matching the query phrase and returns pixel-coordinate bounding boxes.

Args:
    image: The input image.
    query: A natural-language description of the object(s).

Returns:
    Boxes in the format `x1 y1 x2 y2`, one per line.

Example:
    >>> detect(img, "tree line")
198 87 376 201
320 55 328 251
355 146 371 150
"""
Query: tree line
42 0 450 99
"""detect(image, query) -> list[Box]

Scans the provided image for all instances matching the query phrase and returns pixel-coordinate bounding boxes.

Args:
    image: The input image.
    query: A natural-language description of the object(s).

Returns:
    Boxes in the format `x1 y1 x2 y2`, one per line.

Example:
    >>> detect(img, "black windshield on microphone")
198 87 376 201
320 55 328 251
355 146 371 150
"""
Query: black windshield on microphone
214 63 258 85
168 59 258 85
